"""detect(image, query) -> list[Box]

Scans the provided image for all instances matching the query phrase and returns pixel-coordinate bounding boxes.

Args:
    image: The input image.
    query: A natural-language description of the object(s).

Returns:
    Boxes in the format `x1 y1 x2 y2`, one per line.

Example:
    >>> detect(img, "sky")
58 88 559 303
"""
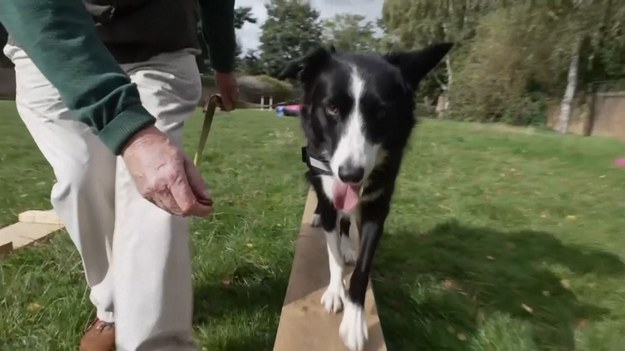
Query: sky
234 0 385 52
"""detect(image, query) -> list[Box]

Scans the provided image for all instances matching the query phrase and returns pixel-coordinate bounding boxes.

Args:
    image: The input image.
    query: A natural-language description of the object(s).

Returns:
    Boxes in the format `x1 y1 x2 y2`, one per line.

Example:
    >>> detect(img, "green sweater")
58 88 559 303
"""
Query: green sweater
0 0 235 155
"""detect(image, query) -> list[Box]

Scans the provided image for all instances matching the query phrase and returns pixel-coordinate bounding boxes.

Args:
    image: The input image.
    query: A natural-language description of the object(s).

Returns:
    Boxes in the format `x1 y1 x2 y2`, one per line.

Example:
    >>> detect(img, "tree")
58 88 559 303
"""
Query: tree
541 0 625 134
234 6 257 29
381 0 625 128
381 0 497 110
504 0 625 132
239 49 264 75
321 14 378 52
259 0 323 77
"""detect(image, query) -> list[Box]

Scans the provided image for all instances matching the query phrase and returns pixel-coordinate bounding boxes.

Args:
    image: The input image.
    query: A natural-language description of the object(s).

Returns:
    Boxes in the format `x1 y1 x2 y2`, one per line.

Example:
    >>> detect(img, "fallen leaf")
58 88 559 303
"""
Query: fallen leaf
542 290 551 297
443 279 457 290
521 304 533 314
438 204 452 211
246 242 253 248
561 279 571 289
486 255 496 261
27 302 42 312
576 318 588 330
222 277 232 286
457 333 467 341
565 215 577 221
599 175 606 178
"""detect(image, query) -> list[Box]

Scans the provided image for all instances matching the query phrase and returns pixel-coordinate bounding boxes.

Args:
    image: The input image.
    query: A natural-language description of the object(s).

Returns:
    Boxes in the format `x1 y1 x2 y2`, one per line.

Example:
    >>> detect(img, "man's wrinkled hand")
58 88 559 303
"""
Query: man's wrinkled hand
214 71 239 111
121 125 213 217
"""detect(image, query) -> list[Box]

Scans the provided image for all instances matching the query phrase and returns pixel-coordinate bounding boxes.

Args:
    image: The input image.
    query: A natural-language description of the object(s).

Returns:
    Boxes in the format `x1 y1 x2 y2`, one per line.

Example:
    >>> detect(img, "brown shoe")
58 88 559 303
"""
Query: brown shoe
80 318 115 351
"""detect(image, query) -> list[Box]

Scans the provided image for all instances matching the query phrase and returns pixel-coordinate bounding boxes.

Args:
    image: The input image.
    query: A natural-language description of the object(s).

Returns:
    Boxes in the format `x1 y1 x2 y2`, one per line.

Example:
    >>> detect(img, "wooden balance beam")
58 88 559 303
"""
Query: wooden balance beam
273 188 387 351
0 210 64 257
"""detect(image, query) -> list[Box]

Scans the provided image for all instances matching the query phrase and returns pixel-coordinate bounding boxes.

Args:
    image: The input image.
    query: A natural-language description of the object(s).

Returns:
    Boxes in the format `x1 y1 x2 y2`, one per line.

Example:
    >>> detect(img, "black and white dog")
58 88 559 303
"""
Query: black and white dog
280 42 453 351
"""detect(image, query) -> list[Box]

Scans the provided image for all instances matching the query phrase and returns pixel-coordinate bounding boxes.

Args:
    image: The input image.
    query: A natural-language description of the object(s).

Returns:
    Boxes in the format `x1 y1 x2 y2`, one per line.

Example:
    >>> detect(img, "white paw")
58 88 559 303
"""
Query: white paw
321 285 344 313
340 235 358 265
311 214 321 227
339 298 368 351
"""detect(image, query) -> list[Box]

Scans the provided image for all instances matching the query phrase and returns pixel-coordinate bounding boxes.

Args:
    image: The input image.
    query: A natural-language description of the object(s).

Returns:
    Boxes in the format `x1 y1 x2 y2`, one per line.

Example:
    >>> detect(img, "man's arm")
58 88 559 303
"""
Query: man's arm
198 0 236 73
0 0 155 155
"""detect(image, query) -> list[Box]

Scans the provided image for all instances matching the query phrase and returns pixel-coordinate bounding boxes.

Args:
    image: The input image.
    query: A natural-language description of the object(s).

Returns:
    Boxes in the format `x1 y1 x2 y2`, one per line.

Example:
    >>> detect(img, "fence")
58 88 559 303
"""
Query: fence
587 80 625 139
547 80 625 140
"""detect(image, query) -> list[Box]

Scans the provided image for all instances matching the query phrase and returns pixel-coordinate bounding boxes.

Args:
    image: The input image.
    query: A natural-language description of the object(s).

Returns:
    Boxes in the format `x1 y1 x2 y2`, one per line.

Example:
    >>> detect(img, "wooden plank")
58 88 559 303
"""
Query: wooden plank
273 188 386 351
18 209 63 225
0 222 63 250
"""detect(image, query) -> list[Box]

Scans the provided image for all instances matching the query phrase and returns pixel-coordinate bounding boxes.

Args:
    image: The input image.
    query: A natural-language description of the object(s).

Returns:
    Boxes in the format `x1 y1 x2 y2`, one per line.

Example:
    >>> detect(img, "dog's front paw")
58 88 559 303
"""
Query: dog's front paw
340 235 358 265
321 285 344 313
311 214 321 227
339 298 368 351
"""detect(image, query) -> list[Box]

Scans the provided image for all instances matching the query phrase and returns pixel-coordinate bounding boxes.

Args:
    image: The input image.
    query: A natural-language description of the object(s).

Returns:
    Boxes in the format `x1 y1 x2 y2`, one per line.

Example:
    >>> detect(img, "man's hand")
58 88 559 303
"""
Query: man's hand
214 71 238 111
121 125 213 217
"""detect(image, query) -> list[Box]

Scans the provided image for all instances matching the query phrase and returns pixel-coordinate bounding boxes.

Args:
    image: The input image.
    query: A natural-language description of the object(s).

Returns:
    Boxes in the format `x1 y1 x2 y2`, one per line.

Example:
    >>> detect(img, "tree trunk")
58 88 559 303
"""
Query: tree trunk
442 55 452 113
556 38 581 134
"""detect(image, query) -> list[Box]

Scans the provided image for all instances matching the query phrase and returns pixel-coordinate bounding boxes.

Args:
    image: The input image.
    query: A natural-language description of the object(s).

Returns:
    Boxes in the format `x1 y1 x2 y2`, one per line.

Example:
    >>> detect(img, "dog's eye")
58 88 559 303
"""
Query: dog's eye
325 105 340 118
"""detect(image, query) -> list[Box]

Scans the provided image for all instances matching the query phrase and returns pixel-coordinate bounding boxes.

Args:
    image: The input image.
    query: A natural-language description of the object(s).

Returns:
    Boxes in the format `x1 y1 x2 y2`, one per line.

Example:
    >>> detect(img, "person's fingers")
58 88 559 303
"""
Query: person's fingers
169 167 212 217
221 94 234 111
150 190 181 216
184 157 212 205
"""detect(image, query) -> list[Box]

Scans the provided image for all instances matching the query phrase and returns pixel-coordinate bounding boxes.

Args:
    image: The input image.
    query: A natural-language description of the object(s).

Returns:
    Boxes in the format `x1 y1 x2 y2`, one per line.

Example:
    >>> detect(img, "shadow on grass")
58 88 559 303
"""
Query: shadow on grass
374 219 625 351
192 261 290 351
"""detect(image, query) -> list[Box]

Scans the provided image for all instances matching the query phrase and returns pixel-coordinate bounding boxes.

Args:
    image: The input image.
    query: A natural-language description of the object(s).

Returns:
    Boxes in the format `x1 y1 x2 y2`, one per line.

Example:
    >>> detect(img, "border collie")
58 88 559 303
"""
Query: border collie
280 42 453 351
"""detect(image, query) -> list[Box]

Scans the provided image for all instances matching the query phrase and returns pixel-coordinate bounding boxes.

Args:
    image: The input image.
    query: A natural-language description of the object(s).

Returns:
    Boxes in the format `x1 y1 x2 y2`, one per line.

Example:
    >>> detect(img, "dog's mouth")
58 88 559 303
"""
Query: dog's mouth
332 181 362 211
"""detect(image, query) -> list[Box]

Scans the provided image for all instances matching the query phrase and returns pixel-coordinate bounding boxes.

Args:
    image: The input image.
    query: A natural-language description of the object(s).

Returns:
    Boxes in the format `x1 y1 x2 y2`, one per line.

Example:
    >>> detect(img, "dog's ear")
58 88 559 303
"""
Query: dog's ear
278 45 333 83
384 42 453 89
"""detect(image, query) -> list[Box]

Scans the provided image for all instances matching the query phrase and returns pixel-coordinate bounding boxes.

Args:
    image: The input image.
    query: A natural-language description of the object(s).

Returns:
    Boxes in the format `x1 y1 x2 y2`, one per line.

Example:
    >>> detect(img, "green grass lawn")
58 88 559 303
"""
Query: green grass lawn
1 100 625 351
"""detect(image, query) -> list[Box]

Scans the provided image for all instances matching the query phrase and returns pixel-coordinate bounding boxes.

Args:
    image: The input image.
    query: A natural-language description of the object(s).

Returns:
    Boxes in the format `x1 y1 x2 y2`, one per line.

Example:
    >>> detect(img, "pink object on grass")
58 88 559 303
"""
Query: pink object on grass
614 158 625 167
283 104 301 112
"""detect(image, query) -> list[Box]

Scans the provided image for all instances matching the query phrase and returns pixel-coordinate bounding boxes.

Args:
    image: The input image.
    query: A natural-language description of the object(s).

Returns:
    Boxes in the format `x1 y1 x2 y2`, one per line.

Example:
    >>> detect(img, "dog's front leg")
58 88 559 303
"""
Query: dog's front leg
317 197 345 313
339 216 358 264
339 200 388 351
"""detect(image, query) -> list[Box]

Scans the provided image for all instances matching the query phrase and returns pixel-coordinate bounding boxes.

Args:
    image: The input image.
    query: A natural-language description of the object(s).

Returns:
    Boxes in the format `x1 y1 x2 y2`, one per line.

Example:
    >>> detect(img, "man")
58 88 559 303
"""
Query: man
0 0 238 350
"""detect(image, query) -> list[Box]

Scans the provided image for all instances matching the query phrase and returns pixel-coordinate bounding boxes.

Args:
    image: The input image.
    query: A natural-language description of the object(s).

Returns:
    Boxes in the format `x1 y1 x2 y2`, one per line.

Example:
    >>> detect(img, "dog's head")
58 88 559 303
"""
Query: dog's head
280 43 452 210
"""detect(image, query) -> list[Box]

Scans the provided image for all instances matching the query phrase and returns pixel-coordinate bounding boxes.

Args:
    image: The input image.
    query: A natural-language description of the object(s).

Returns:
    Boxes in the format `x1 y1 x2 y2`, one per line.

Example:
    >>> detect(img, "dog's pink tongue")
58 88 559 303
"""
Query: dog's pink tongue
333 181 361 211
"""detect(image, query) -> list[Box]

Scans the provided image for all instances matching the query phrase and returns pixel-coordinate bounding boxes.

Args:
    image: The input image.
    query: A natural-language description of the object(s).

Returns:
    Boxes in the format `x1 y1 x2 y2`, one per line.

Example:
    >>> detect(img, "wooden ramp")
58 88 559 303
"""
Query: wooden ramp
273 188 387 351
0 210 64 257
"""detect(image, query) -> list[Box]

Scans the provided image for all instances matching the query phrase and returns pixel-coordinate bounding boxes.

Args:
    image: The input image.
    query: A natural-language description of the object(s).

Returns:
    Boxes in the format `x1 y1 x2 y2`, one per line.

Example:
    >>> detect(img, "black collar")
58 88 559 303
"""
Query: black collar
301 146 333 176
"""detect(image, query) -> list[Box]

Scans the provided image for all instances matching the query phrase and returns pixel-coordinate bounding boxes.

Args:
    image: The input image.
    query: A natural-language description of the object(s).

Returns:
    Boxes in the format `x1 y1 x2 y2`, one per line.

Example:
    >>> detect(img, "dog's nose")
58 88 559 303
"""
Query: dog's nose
338 165 364 184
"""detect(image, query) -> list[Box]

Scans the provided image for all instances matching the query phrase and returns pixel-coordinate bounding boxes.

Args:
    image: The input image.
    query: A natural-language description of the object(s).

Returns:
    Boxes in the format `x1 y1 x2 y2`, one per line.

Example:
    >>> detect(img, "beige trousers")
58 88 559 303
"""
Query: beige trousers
4 43 202 351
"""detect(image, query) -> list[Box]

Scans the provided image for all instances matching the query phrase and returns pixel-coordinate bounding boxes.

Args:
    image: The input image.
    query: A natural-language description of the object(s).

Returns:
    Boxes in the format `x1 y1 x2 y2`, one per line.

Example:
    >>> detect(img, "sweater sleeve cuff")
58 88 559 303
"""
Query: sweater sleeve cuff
97 104 156 155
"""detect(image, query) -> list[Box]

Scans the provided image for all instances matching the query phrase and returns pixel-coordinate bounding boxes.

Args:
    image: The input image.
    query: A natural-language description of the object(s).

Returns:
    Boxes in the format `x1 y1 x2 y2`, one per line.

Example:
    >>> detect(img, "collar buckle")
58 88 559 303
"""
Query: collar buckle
301 146 332 176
